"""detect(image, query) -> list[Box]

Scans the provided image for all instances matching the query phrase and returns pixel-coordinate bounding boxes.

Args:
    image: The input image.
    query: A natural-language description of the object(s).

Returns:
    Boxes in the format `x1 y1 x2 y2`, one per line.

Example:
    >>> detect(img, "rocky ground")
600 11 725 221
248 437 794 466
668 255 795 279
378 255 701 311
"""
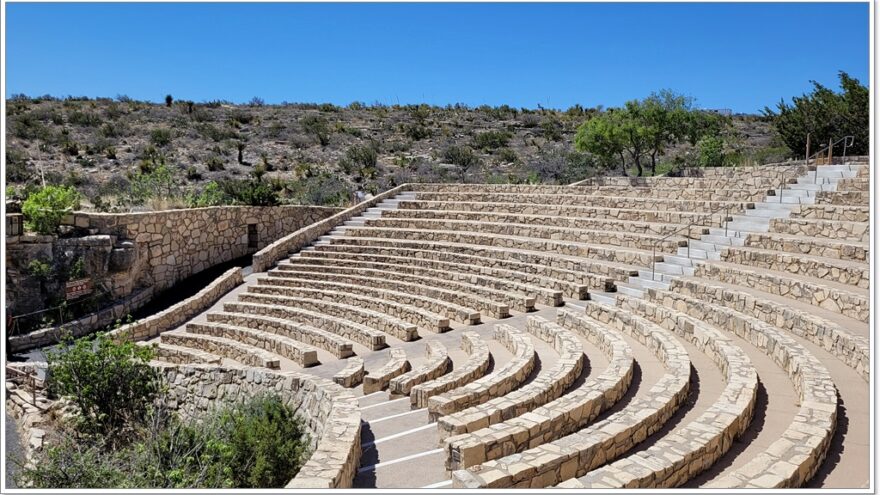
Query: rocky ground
6 96 783 209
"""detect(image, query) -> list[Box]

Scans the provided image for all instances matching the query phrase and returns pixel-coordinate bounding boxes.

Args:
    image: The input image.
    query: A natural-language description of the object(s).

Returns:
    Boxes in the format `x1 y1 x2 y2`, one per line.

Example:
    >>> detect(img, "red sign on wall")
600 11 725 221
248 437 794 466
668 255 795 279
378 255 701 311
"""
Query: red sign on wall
65 278 93 300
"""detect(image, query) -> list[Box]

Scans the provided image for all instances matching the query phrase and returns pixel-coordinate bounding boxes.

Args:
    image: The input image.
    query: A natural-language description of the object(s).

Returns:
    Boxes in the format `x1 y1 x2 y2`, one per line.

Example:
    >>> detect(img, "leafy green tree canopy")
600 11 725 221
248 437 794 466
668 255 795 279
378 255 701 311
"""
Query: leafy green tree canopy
763 71 868 157
574 90 728 176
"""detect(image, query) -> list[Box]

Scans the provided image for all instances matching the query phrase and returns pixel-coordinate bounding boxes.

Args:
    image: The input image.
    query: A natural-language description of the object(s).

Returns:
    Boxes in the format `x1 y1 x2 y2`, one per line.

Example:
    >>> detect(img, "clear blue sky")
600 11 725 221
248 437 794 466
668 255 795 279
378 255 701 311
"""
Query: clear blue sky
5 2 870 113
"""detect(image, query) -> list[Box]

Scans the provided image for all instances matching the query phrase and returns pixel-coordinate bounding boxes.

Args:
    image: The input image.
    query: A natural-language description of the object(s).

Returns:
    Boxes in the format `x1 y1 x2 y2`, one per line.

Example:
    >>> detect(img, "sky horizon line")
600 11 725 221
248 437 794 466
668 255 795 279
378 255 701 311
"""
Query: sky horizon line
6 3 869 113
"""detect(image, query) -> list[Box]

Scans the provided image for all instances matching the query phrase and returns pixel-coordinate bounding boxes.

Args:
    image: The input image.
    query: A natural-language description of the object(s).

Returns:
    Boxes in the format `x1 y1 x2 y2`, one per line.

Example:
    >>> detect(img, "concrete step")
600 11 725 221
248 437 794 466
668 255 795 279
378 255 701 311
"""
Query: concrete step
662 255 694 267
681 247 707 259
815 164 865 173
588 292 618 306
652 262 694 276
796 176 844 185
615 283 645 299
689 239 722 252
725 220 771 233
753 202 797 211
787 183 837 192
629 276 671 291
636 270 677 283
742 208 791 219
772 188 815 198
777 195 816 205
698 234 746 246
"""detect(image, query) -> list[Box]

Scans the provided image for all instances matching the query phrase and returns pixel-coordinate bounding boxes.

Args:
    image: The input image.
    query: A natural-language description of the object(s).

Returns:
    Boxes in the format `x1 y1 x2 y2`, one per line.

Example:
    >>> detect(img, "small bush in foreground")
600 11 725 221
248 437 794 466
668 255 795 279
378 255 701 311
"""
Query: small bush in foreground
46 332 158 437
22 185 81 234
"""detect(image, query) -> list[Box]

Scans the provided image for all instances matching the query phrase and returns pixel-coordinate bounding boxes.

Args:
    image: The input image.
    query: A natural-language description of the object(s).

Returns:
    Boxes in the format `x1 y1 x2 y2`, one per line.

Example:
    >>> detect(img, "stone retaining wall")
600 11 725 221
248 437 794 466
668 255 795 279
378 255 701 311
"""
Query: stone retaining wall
108 267 243 342
71 205 339 292
8 287 153 353
157 365 361 489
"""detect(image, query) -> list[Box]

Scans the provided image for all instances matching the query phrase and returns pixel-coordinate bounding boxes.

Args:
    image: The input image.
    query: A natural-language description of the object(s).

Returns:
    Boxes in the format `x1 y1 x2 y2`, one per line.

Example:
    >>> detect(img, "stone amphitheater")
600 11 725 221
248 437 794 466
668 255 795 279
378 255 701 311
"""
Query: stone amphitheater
22 159 871 489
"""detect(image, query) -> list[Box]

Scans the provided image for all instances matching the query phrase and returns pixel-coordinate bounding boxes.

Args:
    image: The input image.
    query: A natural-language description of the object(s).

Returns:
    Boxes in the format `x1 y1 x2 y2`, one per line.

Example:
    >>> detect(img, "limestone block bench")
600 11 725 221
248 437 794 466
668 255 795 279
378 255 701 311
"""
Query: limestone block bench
411 332 491 408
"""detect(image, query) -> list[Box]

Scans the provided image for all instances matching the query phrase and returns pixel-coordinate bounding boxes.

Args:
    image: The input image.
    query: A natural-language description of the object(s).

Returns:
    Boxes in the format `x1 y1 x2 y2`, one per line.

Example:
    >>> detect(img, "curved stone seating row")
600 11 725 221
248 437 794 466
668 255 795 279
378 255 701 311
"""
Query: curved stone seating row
363 348 410 394
591 185 772 201
351 219 687 252
275 261 511 318
743 232 868 263
428 324 536 421
790 204 870 223
645 289 838 488
676 164 809 178
452 301 692 488
437 316 584 440
291 254 557 309
412 183 781 201
313 238 639 282
330 230 658 267
334 357 365 388
380 208 709 238
570 176 794 189
695 262 869 323
305 245 612 295
816 190 869 206
769 218 869 243
149 342 222 365
670 278 869 381
389 340 451 396
160 331 280 369
222 301 387 350
248 285 449 333
411 178 792 193
207 311 355 358
410 191 754 212
560 295 758 488
295 251 575 304
719 246 869 289
258 274 480 325
411 332 492 408
443 308 633 470
186 321 319 367
237 293 419 342
398 200 730 226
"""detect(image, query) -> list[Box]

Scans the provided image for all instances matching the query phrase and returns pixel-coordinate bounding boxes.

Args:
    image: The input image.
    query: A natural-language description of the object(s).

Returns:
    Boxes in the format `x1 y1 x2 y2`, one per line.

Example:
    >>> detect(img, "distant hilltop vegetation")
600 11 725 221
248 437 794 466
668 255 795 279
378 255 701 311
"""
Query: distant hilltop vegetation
5 95 780 211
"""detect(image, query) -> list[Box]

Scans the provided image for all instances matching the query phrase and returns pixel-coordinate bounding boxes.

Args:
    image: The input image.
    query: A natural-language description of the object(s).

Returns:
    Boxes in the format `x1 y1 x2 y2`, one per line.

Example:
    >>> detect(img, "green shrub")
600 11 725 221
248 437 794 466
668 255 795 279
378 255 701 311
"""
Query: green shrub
473 130 512 150
403 123 431 141
150 128 173 147
300 115 330 146
186 182 229 207
206 154 225 171
218 178 280 206
6 145 32 182
442 145 479 169
22 185 81 234
27 259 53 279
15 393 310 489
47 332 158 437
68 110 103 127
697 135 725 167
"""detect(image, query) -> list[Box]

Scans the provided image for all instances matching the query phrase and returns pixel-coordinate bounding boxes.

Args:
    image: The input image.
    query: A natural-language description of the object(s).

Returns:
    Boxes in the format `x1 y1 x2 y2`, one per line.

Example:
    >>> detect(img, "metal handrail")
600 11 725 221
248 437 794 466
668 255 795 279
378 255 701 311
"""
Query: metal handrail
650 204 732 279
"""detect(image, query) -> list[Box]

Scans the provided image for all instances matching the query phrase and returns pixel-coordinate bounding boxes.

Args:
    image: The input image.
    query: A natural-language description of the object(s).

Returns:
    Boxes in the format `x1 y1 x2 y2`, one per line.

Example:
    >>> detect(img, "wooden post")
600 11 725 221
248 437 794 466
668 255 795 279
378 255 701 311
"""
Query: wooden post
827 138 833 164
805 133 811 165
